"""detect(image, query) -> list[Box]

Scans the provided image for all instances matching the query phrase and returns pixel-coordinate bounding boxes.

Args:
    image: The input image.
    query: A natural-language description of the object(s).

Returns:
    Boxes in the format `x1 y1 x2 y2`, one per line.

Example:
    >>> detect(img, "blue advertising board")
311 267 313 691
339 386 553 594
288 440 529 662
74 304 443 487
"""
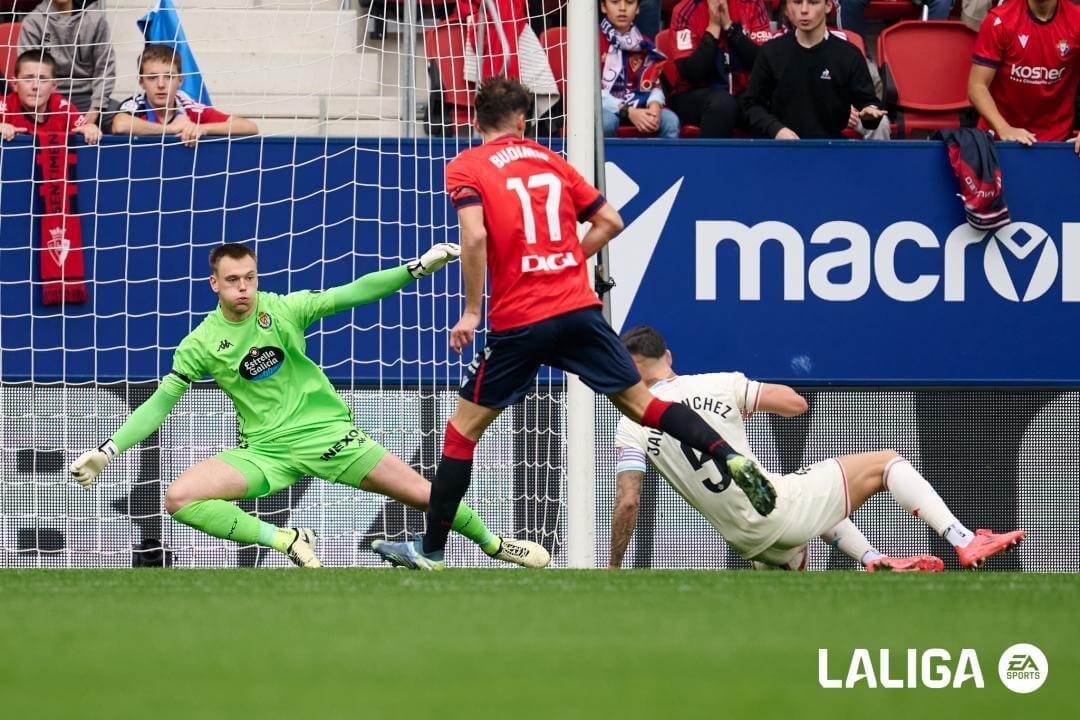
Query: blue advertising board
604 140 1080 385
0 137 1077 385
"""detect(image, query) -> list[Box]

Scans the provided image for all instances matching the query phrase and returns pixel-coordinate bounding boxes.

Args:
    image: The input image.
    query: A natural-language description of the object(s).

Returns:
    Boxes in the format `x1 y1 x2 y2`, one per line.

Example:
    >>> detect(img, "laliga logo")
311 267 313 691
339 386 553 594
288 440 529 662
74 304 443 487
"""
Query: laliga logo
695 220 1079 303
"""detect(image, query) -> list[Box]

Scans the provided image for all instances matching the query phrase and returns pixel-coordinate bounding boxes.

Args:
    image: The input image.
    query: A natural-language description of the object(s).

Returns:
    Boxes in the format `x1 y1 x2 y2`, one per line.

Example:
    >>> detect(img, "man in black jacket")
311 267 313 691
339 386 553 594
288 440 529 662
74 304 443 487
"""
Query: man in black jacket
742 0 886 139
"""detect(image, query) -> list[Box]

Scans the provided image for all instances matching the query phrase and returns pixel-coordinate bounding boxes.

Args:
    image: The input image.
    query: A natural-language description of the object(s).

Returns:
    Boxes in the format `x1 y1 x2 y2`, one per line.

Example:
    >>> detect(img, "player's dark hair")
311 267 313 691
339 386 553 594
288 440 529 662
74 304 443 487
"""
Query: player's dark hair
474 76 532 132
209 243 257 273
621 326 667 359
138 44 183 75
14 49 57 77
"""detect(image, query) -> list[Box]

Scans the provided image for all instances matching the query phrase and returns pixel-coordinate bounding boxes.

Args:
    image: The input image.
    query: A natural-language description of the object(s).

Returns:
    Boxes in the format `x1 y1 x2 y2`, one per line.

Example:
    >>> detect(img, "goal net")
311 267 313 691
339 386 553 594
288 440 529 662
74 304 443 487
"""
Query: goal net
0 0 572 568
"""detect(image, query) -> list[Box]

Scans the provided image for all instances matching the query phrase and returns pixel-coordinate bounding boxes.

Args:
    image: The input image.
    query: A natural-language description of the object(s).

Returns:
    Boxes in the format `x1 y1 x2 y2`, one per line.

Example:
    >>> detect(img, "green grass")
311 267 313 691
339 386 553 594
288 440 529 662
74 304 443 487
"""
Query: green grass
0 570 1074 719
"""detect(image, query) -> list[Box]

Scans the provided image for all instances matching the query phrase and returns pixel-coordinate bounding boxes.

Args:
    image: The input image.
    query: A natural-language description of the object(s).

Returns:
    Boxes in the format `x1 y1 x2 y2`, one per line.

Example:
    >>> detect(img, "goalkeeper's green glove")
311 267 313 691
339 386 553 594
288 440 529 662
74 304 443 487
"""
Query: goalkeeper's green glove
407 243 461 278
70 439 119 489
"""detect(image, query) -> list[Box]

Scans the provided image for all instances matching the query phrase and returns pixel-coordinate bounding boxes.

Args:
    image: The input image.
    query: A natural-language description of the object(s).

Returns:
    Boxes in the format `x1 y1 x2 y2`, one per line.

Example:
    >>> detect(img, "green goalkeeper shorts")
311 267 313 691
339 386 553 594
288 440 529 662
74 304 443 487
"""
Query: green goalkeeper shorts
217 420 387 499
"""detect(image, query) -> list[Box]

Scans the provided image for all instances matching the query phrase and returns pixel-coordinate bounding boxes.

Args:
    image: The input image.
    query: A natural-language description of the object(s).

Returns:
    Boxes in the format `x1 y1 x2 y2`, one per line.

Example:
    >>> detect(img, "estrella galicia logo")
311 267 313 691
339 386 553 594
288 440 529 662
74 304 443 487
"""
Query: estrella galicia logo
257 312 273 330
239 346 285 381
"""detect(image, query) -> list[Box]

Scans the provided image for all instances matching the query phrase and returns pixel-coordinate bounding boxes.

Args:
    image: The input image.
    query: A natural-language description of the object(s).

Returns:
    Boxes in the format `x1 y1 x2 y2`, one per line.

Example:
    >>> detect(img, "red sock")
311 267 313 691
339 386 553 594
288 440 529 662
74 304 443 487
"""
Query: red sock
641 398 672 429
442 421 477 461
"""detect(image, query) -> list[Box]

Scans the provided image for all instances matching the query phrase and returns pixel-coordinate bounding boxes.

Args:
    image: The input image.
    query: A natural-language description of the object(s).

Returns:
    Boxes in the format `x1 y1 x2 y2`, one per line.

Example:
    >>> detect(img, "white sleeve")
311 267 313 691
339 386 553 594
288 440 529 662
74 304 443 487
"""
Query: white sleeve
726 372 762 414
614 418 648 475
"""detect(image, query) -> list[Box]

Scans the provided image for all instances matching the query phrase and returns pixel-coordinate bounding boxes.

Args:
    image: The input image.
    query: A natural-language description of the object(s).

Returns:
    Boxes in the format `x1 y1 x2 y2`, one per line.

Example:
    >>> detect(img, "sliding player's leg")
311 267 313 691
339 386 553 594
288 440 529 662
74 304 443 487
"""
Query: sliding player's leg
351 451 550 568
549 308 776 516
839 450 1025 568
164 455 319 567
820 518 943 572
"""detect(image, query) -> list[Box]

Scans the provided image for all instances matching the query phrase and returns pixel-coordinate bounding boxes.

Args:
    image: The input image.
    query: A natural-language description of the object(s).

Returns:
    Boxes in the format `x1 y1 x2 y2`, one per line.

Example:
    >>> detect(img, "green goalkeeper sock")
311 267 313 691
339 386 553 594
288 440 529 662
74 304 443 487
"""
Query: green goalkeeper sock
452 502 500 555
173 499 291 552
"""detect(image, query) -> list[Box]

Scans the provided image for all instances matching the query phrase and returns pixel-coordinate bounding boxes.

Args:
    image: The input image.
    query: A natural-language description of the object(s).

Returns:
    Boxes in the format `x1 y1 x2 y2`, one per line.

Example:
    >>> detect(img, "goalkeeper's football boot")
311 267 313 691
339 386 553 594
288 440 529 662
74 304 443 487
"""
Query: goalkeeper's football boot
725 455 777 516
485 537 551 568
866 555 944 573
371 538 446 571
284 528 322 568
955 529 1026 568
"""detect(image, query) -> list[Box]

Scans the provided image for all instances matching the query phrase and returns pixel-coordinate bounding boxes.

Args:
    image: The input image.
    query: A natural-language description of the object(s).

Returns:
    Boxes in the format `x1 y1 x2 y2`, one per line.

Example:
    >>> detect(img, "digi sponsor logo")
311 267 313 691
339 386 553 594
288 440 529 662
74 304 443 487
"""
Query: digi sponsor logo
521 251 579 273
696 220 1080 303
998 643 1048 694
320 428 362 461
238 346 284 381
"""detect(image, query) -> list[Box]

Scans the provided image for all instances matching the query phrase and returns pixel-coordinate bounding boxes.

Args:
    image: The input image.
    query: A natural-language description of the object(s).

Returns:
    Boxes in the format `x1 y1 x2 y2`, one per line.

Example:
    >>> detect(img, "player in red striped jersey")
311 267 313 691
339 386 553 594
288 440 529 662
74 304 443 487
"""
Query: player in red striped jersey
968 0 1080 152
372 77 773 570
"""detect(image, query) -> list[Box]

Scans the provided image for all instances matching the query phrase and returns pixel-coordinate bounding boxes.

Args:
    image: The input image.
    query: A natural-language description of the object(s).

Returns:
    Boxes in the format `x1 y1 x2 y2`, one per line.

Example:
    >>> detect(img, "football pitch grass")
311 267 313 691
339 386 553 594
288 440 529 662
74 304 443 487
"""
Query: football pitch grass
1 570 1074 719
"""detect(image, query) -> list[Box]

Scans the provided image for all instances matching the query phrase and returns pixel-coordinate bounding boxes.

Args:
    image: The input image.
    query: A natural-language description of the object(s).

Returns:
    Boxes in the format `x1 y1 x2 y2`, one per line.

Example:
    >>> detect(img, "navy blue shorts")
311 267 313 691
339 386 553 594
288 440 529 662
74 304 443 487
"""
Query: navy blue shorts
460 307 642 409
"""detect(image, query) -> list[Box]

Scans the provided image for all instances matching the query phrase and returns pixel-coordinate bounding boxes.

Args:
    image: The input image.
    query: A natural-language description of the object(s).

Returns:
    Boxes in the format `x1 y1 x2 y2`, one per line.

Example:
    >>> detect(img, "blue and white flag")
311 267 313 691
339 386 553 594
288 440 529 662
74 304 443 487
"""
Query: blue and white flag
137 0 211 105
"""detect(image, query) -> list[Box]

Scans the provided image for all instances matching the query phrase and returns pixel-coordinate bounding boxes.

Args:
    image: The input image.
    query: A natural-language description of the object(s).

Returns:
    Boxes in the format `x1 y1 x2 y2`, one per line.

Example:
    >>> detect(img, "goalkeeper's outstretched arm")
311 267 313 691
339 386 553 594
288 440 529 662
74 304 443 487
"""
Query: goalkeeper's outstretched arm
69 373 189 488
316 243 461 317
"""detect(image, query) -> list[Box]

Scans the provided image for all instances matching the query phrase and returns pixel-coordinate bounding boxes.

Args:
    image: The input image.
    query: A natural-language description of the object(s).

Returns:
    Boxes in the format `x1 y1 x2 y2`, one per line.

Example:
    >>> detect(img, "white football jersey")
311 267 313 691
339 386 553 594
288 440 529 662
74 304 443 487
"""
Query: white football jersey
614 372 786 558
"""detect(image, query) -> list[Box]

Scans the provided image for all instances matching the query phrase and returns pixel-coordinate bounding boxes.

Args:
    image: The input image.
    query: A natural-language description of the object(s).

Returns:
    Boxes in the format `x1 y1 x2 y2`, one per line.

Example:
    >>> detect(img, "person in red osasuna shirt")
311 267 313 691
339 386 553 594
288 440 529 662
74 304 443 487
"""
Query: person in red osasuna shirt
112 44 258 148
968 0 1080 154
0 50 101 144
662 0 774 137
370 77 774 570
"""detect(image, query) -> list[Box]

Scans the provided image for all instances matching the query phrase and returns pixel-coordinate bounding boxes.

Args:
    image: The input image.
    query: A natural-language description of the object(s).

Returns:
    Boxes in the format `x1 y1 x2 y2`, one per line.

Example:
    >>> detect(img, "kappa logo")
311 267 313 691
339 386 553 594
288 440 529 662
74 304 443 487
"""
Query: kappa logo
47 227 70 267
1018 34 1029 48
257 312 272 330
218 339 233 352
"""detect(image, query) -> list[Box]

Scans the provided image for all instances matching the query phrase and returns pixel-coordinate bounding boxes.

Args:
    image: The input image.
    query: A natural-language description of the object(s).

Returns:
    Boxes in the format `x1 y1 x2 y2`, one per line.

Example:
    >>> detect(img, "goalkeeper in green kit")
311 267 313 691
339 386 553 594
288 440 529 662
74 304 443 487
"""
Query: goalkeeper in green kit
70 243 550 569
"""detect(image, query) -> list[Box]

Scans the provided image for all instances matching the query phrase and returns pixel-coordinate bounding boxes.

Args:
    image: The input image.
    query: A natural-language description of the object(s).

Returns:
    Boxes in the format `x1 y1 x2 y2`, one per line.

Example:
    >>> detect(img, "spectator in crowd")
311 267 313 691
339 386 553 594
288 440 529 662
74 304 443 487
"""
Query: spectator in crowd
968 0 1080 153
112 44 258 147
662 0 773 137
839 0 954 44
742 0 885 139
0 49 100 143
600 0 680 137
18 1 115 128
636 0 661 38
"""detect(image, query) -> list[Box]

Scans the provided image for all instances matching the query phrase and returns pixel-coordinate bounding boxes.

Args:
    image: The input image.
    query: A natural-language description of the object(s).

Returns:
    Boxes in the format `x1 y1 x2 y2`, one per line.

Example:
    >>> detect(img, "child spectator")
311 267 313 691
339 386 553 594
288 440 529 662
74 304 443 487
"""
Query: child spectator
968 0 1080 154
600 0 680 138
112 44 258 147
742 0 885 139
662 0 773 137
0 49 100 144
18 1 116 128
1 50 98 305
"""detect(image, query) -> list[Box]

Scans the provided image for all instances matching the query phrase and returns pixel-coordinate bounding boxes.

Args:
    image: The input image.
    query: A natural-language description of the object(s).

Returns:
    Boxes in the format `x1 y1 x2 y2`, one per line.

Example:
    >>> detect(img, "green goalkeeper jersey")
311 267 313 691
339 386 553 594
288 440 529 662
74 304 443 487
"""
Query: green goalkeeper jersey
107 265 418 455
171 288 351 442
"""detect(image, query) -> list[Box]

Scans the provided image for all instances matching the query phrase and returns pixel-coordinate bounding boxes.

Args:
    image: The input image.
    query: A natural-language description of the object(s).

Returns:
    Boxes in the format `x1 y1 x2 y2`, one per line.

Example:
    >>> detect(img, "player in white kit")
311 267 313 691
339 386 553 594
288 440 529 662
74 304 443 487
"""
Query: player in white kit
609 327 1026 571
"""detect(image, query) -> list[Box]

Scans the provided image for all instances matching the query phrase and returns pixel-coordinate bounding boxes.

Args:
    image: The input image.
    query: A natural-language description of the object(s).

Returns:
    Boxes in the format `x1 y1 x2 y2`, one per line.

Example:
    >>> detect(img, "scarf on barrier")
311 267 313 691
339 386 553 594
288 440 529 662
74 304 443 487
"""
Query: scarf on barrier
599 18 665 108
1 93 88 305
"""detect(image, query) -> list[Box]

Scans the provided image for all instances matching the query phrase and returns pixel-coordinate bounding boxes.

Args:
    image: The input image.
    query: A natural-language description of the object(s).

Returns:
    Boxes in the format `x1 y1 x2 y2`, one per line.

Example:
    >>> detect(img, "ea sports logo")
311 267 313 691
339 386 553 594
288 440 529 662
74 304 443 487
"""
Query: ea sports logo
998 643 1048 693
983 222 1058 302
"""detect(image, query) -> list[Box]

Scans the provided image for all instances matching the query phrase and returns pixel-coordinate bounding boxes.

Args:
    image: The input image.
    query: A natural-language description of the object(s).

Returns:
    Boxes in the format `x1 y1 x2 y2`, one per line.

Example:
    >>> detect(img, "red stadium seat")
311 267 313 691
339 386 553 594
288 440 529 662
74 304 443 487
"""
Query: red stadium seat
654 29 697 138
864 0 924 22
828 27 866 57
0 21 20 81
877 20 976 137
538 25 567 98
423 21 474 135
